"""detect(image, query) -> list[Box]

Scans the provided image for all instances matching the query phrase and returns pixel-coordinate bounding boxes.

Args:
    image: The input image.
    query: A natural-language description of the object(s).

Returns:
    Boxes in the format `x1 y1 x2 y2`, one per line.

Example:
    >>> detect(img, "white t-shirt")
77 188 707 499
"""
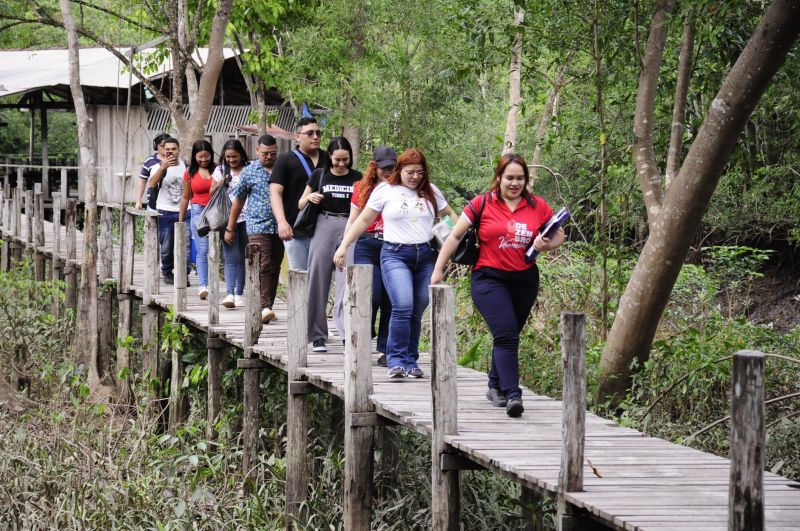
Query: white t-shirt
212 165 245 223
366 182 448 244
151 160 186 213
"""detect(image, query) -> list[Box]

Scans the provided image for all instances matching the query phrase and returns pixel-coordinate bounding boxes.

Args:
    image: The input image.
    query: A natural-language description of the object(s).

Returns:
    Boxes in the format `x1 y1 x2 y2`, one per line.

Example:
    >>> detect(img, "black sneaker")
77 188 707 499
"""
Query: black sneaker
485 387 507 407
163 272 174 285
506 397 524 418
406 367 424 378
312 339 327 352
377 353 387 367
387 366 405 378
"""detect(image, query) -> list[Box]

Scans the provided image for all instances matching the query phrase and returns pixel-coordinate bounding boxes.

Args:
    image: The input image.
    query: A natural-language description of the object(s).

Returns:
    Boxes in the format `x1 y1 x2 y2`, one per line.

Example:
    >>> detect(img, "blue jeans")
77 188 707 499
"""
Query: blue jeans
380 242 436 371
470 266 539 400
157 210 179 274
285 235 310 271
190 203 209 287
354 236 391 353
223 221 247 295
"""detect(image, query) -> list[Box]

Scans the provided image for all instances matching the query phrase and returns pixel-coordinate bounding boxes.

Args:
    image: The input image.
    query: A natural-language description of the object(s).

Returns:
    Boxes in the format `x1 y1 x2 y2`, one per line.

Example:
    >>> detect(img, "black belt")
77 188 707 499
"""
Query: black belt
359 232 383 240
320 211 348 218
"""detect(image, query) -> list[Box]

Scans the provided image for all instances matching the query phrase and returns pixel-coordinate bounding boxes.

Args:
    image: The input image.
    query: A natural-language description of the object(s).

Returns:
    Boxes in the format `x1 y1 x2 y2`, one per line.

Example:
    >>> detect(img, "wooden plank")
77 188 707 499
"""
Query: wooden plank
173 222 187 312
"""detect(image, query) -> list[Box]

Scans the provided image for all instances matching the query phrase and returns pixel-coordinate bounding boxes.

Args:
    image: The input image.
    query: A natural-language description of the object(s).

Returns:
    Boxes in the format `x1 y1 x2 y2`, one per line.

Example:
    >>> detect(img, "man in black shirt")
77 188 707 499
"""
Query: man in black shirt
269 117 331 271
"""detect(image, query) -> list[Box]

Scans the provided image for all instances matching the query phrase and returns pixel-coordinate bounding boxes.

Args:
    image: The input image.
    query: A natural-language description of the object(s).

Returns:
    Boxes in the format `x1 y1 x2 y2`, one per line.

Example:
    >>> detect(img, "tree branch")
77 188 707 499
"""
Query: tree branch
68 0 159 33
665 17 694 189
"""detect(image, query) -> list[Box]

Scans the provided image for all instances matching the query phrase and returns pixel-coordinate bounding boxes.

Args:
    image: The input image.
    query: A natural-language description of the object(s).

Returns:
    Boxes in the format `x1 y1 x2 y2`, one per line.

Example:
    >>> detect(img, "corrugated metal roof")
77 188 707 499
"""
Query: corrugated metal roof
146 104 297 135
0 47 238 100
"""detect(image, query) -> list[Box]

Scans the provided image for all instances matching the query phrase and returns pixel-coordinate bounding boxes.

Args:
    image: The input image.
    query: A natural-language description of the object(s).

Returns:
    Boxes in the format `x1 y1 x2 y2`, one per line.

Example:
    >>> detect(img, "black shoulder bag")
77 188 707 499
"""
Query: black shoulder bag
293 168 324 238
452 193 487 266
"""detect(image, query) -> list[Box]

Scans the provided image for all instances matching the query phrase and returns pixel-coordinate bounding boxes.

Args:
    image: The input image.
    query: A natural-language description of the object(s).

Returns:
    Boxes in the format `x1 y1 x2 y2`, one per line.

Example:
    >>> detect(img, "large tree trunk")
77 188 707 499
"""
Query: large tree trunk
598 0 800 403
60 0 101 391
665 18 695 189
633 0 675 230
502 7 524 155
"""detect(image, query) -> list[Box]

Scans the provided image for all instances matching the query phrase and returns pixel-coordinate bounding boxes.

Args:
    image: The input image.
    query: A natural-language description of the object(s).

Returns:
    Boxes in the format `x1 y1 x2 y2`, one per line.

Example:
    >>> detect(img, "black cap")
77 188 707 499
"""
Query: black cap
373 146 397 169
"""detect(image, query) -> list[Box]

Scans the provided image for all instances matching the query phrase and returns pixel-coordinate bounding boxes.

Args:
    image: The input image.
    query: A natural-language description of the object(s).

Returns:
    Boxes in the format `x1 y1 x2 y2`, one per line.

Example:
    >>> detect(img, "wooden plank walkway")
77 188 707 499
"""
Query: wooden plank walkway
5 212 800 530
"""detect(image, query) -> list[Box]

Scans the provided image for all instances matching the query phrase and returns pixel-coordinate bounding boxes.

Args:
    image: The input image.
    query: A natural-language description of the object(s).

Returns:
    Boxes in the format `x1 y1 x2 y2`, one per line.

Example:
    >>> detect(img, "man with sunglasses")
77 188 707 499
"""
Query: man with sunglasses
269 117 330 271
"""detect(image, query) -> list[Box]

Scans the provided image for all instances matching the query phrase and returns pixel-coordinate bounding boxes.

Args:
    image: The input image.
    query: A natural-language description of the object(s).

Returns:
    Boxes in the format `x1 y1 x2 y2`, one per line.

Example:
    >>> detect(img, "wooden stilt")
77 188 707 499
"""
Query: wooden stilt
377 424 400 494
97 206 114 381
520 486 546 531
286 270 310 527
168 222 188 434
115 208 136 403
24 189 33 259
140 214 160 384
64 199 78 312
343 265 374 530
728 350 765 531
206 231 222 440
33 187 45 280
242 243 262 494
557 312 587 531
429 284 460 531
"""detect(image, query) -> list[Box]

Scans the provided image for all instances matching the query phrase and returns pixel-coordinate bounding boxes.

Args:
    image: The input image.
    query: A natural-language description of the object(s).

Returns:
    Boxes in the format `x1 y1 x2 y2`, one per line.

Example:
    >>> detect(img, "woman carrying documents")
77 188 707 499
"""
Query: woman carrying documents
431 153 565 418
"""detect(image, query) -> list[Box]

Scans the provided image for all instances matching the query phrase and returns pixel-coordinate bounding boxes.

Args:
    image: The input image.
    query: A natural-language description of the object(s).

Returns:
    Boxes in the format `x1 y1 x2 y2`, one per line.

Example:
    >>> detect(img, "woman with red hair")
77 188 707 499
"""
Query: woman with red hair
431 153 564 417
344 146 397 366
334 149 456 378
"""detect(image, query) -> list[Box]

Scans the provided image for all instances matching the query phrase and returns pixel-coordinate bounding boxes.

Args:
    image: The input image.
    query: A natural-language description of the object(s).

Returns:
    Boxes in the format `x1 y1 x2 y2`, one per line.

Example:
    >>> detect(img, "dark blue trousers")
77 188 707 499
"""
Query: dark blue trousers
354 235 391 353
470 265 539 400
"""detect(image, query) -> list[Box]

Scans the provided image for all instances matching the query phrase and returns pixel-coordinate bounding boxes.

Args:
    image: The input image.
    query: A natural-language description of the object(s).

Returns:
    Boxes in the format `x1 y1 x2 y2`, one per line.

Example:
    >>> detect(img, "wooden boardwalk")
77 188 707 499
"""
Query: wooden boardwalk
4 209 800 531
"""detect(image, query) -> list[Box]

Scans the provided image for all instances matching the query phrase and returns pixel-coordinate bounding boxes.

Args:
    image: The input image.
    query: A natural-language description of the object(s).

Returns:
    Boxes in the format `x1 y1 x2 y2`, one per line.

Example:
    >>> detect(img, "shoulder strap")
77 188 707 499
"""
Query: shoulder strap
470 192 488 228
293 149 313 178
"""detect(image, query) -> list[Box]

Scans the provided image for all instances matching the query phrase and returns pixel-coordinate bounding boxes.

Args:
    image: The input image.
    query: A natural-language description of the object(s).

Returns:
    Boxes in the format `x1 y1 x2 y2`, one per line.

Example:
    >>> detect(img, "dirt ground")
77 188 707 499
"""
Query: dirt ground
742 262 800 333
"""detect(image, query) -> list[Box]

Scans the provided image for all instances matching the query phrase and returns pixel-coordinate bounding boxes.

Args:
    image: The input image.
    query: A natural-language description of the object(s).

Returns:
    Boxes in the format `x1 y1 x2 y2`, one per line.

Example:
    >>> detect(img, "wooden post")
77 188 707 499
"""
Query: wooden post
141 214 160 382
377 425 400 494
12 188 22 264
168 222 188 434
242 243 263 494
728 350 765 531
557 312 587 531
206 231 222 440
430 284 460 531
343 265 374 530
115 208 135 403
33 188 45 280
0 199 8 273
286 270 310 526
51 194 62 275
97 206 114 379
520 486 546 531
60 168 68 203
24 189 33 256
64 199 78 312
40 105 49 200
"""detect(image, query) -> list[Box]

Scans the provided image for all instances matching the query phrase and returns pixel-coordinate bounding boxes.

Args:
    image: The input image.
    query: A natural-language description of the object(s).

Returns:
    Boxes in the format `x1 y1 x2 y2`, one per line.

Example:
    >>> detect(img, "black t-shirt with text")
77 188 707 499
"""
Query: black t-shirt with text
270 149 331 225
308 168 362 215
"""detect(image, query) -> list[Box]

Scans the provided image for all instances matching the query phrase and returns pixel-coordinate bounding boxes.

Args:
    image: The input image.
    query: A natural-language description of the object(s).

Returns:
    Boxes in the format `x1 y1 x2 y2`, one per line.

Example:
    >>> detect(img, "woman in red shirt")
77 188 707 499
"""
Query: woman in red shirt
179 139 216 300
431 153 564 417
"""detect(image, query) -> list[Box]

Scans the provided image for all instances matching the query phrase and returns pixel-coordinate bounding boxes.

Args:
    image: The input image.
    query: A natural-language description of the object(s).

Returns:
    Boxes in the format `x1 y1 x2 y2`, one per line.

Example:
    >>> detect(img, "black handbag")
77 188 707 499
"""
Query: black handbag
452 193 487 266
293 169 324 237
195 182 232 237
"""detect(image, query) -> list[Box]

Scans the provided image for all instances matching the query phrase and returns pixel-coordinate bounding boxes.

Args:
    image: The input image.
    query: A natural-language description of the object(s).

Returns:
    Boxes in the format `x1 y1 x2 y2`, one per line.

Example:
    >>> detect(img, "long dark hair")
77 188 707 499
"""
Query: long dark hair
386 148 437 212
188 139 216 176
218 139 248 174
492 153 535 207
327 136 353 169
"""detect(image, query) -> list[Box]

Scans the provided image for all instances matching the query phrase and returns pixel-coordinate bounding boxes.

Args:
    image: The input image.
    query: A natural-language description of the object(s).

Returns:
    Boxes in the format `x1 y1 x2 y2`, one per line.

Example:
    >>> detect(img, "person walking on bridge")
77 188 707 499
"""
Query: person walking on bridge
431 153 564 417
270 117 330 271
334 148 457 378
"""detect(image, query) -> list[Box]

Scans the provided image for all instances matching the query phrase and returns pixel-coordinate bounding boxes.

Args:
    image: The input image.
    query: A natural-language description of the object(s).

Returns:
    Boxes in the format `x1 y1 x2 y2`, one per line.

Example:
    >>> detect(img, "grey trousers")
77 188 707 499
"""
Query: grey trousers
307 213 348 343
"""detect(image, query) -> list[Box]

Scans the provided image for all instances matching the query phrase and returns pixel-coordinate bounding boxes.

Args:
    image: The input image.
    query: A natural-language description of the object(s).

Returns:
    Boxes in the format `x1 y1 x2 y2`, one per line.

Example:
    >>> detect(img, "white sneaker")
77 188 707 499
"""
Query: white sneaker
222 294 235 308
198 286 209 300
234 295 244 308
261 307 276 323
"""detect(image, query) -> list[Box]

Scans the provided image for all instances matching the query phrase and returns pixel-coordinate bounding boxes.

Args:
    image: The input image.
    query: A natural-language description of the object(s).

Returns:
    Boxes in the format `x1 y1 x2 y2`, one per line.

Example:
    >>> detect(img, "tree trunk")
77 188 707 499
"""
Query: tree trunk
531 52 573 183
502 7 524 155
665 18 695 189
633 0 675 230
60 0 101 391
598 0 800 404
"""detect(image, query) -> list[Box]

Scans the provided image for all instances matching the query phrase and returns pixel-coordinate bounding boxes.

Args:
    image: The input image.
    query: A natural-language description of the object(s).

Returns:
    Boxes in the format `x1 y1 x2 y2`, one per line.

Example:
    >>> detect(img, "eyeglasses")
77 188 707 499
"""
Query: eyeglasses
299 130 322 138
258 150 278 157
402 169 425 177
